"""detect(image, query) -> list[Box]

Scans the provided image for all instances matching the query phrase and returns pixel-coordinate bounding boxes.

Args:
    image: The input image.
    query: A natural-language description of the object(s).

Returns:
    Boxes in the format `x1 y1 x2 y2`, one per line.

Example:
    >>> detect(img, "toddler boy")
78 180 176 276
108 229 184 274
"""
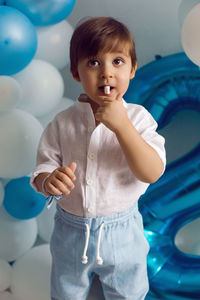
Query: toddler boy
31 17 166 300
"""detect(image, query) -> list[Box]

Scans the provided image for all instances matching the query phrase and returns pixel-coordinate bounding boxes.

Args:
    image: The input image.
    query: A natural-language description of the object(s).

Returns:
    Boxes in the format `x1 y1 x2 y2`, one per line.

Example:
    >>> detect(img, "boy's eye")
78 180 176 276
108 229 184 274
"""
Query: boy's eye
113 58 123 65
88 59 100 67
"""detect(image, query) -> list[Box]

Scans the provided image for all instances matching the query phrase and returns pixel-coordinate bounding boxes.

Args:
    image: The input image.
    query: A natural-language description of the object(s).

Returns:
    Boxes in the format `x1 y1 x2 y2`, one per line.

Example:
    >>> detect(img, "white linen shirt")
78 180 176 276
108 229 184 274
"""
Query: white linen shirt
31 94 166 217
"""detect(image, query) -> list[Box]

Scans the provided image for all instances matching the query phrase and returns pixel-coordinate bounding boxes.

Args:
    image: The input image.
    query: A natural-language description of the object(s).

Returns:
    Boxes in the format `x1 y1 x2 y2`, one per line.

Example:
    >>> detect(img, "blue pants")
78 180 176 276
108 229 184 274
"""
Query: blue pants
50 204 149 300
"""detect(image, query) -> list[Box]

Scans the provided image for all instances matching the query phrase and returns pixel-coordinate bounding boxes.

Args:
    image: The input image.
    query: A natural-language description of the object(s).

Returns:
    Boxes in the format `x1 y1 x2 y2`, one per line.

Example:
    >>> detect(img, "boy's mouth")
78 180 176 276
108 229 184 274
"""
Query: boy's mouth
98 86 114 94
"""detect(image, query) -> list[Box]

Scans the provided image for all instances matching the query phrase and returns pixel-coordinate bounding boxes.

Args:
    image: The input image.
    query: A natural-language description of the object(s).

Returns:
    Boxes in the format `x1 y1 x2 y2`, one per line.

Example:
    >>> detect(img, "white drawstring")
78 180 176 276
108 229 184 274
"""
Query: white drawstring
82 223 90 264
81 222 105 265
96 223 104 265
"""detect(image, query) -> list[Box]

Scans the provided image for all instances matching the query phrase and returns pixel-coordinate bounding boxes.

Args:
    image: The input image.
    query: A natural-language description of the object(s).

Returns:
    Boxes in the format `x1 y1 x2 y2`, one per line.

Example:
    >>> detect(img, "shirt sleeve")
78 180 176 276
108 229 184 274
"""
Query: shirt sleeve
30 117 62 193
130 105 166 172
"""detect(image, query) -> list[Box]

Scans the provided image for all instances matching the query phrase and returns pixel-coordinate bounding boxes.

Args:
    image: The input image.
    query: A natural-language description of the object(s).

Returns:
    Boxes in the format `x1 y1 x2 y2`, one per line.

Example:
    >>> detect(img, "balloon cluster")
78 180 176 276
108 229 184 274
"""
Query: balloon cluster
0 1 75 299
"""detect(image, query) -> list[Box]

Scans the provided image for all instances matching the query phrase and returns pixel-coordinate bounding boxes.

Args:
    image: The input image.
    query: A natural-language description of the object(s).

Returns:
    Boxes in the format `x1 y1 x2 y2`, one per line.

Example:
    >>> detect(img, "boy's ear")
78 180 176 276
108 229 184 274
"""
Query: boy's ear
130 63 137 79
72 71 81 82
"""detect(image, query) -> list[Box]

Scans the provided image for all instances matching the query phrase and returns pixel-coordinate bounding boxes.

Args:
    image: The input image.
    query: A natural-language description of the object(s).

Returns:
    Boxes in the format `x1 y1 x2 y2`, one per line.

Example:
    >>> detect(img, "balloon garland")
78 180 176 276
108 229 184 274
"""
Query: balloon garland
0 0 75 221
0 3 76 297
125 52 200 299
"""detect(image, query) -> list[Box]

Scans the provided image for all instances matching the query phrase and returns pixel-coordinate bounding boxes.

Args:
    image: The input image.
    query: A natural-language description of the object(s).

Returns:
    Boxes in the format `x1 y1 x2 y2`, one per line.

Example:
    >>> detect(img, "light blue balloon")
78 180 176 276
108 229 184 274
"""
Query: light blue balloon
5 0 76 26
0 6 37 75
127 53 200 299
3 177 46 220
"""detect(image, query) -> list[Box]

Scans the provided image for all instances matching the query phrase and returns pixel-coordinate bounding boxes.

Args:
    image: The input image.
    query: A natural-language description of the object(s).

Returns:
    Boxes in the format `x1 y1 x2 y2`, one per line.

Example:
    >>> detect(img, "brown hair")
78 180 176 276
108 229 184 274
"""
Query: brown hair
70 17 137 77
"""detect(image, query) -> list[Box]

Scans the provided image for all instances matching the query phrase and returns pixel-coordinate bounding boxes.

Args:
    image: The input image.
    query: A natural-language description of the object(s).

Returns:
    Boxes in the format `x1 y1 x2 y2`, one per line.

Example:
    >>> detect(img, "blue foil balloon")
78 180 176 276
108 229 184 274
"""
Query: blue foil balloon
5 0 76 26
3 177 46 219
125 53 200 299
0 6 37 75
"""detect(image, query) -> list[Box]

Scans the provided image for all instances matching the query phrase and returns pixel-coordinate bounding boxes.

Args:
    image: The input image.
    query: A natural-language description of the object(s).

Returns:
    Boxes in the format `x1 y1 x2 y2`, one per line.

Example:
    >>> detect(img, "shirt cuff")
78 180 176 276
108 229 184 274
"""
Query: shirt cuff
30 165 57 195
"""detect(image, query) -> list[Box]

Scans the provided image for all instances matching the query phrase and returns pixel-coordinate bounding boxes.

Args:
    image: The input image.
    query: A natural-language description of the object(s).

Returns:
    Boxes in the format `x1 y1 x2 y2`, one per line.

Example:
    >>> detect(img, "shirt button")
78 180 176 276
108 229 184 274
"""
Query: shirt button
89 152 95 160
86 178 93 185
87 205 94 213
88 126 93 133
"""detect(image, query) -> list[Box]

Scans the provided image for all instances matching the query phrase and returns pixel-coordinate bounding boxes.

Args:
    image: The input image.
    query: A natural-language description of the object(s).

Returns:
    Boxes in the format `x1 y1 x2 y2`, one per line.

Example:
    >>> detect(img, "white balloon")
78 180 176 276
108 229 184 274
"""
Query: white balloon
11 244 51 300
0 206 38 262
0 258 12 291
0 109 43 178
178 0 200 28
38 97 74 127
181 3 200 66
0 76 22 112
0 181 4 206
36 20 74 70
0 291 17 300
37 201 56 243
13 60 64 117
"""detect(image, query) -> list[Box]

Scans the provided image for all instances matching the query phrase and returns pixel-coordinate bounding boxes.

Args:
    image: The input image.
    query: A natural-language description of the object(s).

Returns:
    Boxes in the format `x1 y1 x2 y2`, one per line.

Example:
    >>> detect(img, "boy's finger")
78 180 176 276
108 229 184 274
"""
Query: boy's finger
59 165 76 180
116 93 123 101
69 162 77 174
53 172 75 190
46 181 63 196
98 96 114 102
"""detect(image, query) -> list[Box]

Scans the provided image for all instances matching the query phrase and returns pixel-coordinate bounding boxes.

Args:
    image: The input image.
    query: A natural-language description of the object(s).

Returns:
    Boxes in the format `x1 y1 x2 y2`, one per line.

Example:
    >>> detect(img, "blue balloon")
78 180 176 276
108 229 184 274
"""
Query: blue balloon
5 0 76 26
125 53 200 299
0 6 37 75
3 177 46 219
142 144 200 298
125 53 200 123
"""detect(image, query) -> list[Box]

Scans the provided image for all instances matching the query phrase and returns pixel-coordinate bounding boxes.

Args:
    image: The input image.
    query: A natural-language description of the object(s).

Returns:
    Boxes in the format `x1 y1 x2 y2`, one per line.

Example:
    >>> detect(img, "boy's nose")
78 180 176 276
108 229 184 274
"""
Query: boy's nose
101 73 113 79
100 65 113 79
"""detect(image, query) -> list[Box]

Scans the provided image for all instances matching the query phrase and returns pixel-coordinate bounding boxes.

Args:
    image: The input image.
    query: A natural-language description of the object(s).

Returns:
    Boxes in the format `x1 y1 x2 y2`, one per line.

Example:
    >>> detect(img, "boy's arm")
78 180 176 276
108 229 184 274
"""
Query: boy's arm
115 118 164 183
95 96 165 184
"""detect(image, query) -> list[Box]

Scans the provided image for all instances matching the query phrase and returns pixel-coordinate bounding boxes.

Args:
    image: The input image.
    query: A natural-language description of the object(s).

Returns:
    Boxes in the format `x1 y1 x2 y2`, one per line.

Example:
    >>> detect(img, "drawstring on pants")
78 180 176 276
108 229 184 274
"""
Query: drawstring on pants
96 223 104 265
81 223 104 265
81 224 90 264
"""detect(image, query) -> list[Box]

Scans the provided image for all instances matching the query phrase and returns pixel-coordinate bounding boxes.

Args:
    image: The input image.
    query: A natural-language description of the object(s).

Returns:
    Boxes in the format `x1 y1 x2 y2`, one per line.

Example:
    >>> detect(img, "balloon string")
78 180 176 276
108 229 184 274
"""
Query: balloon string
46 195 62 209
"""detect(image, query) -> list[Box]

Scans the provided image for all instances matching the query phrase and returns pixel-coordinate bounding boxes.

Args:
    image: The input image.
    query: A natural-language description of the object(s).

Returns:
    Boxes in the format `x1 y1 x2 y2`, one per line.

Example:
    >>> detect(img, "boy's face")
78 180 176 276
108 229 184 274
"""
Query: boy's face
73 44 136 106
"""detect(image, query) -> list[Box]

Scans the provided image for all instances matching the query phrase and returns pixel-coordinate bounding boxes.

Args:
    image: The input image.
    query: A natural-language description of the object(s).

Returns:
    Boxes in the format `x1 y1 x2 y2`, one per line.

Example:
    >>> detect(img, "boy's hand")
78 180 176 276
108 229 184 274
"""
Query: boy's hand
44 162 77 196
95 93 129 133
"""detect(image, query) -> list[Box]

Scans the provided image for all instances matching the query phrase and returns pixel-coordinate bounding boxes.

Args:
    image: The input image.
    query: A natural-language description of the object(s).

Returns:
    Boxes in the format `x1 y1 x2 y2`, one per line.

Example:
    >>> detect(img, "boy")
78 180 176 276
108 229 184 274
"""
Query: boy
31 17 166 300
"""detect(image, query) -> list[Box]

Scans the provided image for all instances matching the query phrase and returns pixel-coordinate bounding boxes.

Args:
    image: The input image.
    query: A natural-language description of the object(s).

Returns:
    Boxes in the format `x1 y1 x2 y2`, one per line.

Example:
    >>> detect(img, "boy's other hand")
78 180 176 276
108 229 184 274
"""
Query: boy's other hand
95 93 129 133
44 162 77 196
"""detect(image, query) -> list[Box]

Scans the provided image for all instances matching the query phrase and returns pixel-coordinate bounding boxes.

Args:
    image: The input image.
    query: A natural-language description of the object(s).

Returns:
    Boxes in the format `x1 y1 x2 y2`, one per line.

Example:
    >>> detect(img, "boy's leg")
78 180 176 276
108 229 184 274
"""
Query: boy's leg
49 213 95 300
50 261 95 300
97 209 150 300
